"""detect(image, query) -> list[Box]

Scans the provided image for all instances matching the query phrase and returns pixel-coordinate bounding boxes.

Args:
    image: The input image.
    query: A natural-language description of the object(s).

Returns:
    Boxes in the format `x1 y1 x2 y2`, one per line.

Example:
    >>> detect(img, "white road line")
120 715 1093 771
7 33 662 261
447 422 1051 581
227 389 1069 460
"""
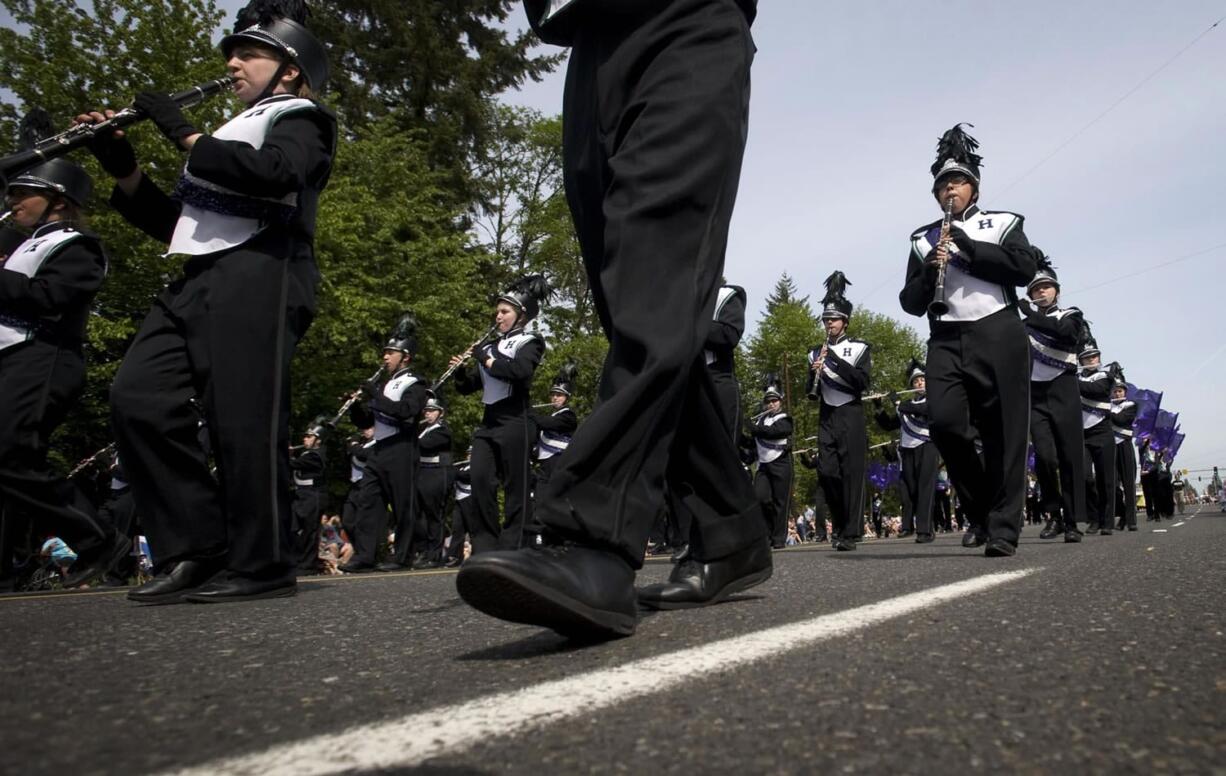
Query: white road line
165 569 1035 776
1172 522 1186 528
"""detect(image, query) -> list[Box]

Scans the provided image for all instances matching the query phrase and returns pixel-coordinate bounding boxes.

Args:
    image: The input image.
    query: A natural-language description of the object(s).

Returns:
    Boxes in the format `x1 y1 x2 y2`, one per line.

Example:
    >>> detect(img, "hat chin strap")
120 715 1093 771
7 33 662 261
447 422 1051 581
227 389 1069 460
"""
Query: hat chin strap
255 58 291 103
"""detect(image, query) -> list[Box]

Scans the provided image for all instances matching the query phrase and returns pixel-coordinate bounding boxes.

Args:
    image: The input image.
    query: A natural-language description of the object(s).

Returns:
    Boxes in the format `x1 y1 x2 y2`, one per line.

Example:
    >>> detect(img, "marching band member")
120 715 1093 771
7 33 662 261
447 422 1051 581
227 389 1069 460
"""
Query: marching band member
900 124 1036 557
451 275 548 553
1020 255 1087 543
338 426 377 573
443 446 475 568
1077 335 1116 535
0 156 129 587
415 393 453 567
533 363 579 490
85 0 337 602
873 359 937 543
350 315 429 572
1110 370 1139 531
806 272 871 551
705 283 748 437
289 417 328 574
751 375 793 549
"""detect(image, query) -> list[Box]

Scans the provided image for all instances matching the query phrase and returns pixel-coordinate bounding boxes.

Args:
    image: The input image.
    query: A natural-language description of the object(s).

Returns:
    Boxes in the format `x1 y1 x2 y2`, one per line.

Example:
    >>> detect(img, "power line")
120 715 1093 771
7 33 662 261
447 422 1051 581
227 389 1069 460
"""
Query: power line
1065 241 1226 294
996 14 1225 198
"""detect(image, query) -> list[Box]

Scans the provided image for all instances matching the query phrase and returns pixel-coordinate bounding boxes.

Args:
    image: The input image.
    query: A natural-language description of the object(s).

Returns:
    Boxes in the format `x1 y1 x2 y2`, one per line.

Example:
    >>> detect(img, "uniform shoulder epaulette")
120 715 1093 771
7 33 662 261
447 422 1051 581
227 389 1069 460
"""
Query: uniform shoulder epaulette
911 217 944 238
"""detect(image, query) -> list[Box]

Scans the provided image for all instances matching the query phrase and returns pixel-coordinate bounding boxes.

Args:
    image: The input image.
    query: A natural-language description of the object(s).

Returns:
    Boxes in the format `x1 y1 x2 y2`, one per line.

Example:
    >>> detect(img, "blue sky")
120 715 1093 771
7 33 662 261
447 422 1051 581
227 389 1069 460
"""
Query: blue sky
499 1 1226 478
6 1 1223 477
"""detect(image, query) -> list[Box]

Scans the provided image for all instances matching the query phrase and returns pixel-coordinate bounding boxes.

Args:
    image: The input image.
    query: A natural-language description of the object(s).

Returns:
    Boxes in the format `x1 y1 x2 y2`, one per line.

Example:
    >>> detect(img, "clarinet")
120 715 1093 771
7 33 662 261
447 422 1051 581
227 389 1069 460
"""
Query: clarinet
928 195 956 316
329 368 384 427
433 324 499 390
0 76 236 182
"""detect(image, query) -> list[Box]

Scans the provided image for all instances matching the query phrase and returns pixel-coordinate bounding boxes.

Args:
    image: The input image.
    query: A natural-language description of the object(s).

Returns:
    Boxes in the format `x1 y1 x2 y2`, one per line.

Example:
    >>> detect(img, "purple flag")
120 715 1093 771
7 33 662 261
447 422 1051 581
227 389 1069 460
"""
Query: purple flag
1152 410 1179 449
1127 383 1163 440
1163 432 1185 464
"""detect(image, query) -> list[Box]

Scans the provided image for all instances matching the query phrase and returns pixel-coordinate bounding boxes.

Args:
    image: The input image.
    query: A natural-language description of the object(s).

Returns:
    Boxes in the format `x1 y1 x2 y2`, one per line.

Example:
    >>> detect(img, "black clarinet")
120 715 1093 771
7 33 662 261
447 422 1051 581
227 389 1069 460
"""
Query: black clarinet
928 196 956 316
0 76 236 183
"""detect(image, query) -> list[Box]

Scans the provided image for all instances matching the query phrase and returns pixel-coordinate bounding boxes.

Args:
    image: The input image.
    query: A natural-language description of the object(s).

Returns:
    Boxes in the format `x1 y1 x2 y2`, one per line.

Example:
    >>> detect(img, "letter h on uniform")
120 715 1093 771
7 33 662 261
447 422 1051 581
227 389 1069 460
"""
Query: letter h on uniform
978 218 993 229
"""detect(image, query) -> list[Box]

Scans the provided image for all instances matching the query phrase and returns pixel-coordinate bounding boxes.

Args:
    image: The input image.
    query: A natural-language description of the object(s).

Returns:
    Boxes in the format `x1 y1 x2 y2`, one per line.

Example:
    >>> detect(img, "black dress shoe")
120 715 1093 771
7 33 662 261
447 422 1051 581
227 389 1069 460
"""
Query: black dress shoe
128 558 225 604
1098 528 1113 536
1039 520 1061 540
898 529 915 538
1127 526 1138 532
63 532 132 588
915 533 934 544
1084 524 1100 535
962 529 987 548
456 544 637 639
669 544 691 563
442 556 463 568
638 541 772 610
338 561 376 574
1064 528 1083 543
183 569 296 603
833 538 858 551
984 538 1017 557
376 561 409 572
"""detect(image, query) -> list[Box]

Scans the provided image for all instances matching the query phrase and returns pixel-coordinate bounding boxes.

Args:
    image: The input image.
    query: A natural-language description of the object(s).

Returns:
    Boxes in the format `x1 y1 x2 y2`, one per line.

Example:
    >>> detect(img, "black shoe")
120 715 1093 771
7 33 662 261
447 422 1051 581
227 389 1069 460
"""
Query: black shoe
898 529 915 538
1064 528 1083 543
413 556 442 570
984 538 1017 557
1127 526 1138 532
1039 520 1061 540
770 542 786 550
62 532 132 588
1084 523 1100 535
183 569 297 603
338 561 376 574
962 529 987 548
669 544 691 563
833 538 858 551
915 533 934 544
375 561 409 572
128 558 225 604
638 541 772 610
456 544 637 639
814 536 828 543
1098 528 1113 536
442 556 463 568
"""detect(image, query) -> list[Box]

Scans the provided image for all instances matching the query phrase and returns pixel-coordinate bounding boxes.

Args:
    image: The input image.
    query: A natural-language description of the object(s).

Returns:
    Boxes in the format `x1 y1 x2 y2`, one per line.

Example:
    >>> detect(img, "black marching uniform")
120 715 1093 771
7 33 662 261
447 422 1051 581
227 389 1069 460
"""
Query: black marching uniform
806 331 872 546
107 93 335 584
339 434 376 569
1078 352 1116 534
454 326 544 552
1111 389 1138 530
705 284 747 439
900 130 1036 551
752 396 793 549
874 375 937 540
351 367 428 569
0 163 124 583
290 442 326 571
1021 280 1087 538
523 0 766 570
534 405 577 489
416 415 453 565
444 457 475 565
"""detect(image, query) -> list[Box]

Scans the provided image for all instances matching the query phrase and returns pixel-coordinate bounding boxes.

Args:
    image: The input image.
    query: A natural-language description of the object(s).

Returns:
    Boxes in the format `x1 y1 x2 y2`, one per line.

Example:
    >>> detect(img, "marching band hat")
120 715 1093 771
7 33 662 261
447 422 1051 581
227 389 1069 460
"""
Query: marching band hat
1079 335 1101 362
9 159 93 207
221 0 330 90
305 414 330 438
1027 249 1060 295
383 312 418 356
931 123 983 190
761 372 784 402
549 362 577 397
497 274 552 324
424 390 446 414
820 271 853 321
905 357 926 386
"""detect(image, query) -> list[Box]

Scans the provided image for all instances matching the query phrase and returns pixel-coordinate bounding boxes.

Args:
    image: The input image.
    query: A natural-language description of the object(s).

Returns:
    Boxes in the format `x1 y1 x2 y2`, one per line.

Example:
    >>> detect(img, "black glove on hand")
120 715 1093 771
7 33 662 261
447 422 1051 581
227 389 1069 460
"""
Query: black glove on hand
134 92 198 146
1017 297 1035 317
887 391 900 405
88 129 138 179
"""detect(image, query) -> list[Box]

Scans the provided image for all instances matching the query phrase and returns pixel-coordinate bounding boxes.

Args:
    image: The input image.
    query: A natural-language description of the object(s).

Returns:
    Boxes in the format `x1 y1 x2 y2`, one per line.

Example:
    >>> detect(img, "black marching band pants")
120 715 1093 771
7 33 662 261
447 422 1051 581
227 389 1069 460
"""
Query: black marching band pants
110 252 316 574
416 464 451 561
818 402 867 540
470 418 532 553
899 443 938 536
292 485 325 570
535 0 765 568
755 457 793 547
358 433 418 566
0 340 110 566
1083 421 1116 529
1029 374 1086 530
1115 440 1137 528
927 308 1030 545
446 496 476 561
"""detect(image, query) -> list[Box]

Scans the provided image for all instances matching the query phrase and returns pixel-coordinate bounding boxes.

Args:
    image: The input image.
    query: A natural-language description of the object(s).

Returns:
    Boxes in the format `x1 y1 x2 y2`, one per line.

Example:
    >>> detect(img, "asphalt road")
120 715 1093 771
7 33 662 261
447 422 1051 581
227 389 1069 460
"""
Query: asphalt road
3 505 1223 775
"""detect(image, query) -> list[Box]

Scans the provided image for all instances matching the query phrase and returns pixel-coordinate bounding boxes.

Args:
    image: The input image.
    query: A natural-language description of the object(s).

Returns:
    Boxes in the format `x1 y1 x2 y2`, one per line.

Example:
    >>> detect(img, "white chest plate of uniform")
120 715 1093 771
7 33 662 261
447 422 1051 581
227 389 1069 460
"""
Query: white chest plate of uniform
755 412 790 464
350 439 375 482
168 96 314 257
479 332 536 405
0 227 85 351
418 422 446 463
454 465 472 500
1028 307 1080 382
1080 371 1112 430
911 210 1022 322
1111 400 1136 444
374 371 420 440
899 398 931 449
814 339 867 407
538 408 575 460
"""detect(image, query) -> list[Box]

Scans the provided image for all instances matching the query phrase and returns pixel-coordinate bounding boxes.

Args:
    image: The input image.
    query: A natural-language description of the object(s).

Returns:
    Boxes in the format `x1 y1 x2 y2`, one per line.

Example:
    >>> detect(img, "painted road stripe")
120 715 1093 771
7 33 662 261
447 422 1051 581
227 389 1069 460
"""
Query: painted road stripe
165 569 1035 776
1172 522 1186 527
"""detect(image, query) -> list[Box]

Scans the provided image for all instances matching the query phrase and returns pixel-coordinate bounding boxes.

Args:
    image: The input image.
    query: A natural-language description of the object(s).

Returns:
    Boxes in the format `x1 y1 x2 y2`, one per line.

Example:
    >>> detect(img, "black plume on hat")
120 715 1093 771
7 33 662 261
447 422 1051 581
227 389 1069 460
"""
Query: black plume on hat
498 274 553 323
18 108 55 149
550 361 578 396
820 271 853 320
384 311 419 355
931 123 983 185
235 0 309 29
905 357 926 384
762 371 783 400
